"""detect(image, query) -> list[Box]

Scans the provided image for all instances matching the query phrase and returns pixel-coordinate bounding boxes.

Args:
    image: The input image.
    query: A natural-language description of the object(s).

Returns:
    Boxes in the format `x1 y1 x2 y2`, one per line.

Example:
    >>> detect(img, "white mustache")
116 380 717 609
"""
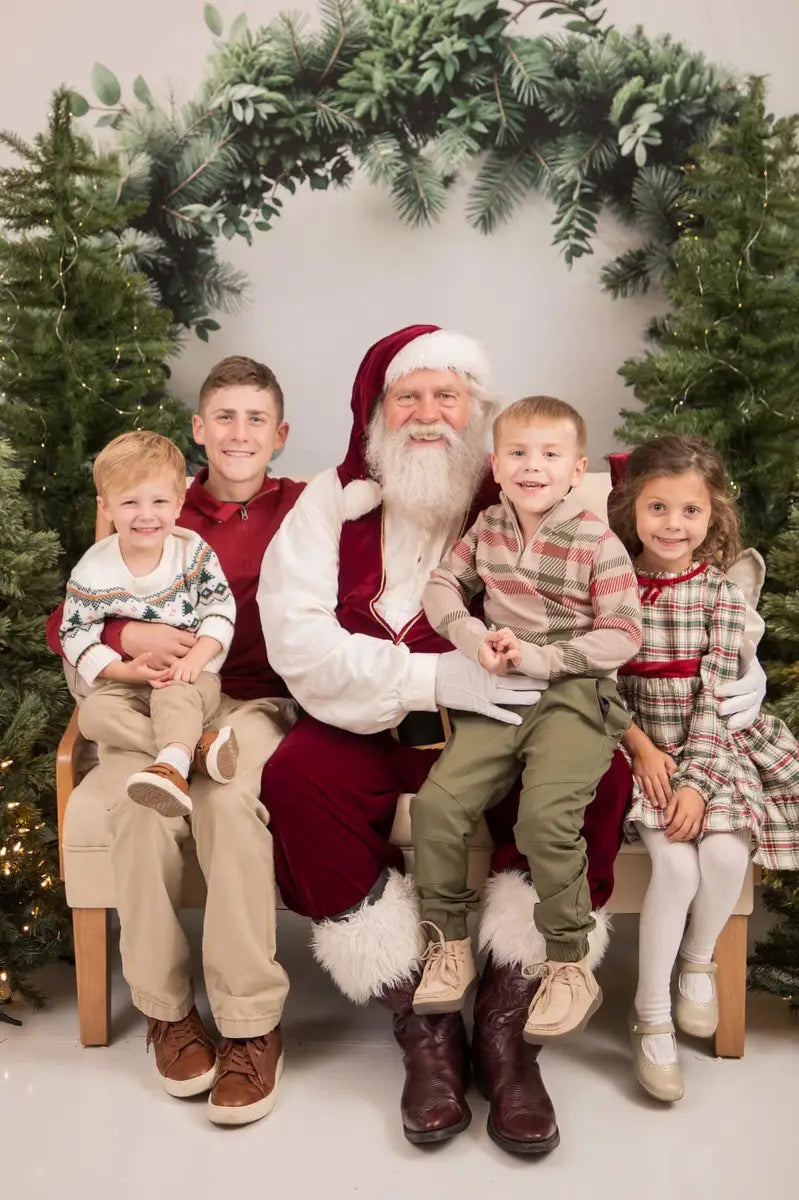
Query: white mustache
398 422 458 446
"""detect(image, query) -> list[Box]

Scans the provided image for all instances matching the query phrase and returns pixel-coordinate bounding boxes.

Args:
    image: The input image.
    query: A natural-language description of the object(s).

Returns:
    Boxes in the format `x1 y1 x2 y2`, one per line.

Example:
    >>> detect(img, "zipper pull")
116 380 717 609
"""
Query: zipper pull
240 504 249 521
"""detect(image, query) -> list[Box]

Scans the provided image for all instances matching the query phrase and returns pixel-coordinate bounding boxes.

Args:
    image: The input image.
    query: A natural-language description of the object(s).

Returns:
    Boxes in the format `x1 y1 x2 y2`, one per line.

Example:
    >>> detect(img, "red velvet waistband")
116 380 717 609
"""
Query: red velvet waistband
619 656 702 679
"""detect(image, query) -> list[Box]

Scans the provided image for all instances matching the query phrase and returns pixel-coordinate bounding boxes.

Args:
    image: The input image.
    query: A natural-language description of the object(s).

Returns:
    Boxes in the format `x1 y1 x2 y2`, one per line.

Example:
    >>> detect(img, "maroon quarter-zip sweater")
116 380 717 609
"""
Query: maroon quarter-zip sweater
47 470 304 701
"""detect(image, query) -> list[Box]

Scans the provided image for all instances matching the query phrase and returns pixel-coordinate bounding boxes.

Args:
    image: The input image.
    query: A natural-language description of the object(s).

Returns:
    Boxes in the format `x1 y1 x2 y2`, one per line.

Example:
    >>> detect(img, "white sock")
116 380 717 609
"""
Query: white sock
634 825 700 1026
641 1032 678 1067
679 831 750 1004
154 747 191 778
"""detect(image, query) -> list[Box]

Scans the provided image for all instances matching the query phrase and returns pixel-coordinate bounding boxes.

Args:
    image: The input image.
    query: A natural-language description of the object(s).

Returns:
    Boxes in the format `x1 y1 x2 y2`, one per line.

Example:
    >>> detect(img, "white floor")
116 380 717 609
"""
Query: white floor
2 908 797 1200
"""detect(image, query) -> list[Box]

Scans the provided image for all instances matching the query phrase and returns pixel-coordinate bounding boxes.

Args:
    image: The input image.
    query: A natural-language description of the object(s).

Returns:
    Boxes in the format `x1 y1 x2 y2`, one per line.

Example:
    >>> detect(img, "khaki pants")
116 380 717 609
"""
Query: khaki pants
411 677 629 961
79 671 222 757
73 692 291 1037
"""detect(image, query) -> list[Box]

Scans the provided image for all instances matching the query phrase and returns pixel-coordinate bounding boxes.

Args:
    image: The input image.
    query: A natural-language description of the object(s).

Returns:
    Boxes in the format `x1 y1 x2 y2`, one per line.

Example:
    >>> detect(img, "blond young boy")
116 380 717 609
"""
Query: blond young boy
411 396 642 1040
60 431 238 818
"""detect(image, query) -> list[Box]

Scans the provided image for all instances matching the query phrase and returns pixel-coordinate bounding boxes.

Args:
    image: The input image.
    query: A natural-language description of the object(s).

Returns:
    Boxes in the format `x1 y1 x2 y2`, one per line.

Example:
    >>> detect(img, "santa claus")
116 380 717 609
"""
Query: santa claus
257 324 764 1153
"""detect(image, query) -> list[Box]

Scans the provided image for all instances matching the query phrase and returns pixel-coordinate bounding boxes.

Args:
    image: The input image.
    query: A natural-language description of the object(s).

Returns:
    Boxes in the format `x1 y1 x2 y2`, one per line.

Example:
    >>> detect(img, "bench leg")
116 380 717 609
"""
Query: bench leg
73 908 111 1047
713 913 747 1058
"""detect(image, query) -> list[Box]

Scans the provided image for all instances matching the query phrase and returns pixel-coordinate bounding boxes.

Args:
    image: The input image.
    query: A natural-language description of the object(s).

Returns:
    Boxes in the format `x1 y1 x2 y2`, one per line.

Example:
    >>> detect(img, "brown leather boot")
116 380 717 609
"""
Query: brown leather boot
379 972 471 1144
207 1028 284 1126
472 954 560 1155
146 1006 216 1098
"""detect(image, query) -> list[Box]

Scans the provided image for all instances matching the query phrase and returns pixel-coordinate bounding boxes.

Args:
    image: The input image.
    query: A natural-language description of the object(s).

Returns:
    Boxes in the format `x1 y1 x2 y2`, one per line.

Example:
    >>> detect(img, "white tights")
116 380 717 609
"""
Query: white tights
634 825 750 1061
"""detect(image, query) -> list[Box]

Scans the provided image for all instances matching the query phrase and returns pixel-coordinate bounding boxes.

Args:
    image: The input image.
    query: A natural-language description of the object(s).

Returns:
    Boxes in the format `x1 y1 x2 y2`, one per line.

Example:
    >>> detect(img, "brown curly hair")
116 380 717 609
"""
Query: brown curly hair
607 435 742 570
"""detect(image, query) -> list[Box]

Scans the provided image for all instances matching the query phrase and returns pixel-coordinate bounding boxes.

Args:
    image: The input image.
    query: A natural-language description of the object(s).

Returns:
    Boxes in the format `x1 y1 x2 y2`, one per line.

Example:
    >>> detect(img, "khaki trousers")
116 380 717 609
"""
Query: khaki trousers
74 692 291 1037
411 676 630 961
79 671 222 757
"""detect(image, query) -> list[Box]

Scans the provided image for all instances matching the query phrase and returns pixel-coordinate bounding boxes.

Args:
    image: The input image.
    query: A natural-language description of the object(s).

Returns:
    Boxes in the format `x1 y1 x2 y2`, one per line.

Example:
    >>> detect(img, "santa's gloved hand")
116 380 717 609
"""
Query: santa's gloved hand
435 650 547 726
716 656 767 732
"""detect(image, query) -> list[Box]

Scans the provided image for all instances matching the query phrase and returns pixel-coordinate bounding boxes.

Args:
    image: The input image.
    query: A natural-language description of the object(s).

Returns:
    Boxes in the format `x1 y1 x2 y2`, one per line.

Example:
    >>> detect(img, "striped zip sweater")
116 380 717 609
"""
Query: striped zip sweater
422 489 642 680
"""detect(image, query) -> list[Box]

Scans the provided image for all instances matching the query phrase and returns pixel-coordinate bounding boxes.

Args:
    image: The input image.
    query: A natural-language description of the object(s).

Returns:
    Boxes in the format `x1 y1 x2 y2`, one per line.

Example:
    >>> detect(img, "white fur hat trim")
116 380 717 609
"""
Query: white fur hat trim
383 330 490 390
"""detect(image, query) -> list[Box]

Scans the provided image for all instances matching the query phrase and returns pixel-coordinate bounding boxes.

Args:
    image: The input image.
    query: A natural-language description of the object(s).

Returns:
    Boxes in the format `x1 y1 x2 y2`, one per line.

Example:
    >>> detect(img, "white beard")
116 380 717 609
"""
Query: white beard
364 409 488 528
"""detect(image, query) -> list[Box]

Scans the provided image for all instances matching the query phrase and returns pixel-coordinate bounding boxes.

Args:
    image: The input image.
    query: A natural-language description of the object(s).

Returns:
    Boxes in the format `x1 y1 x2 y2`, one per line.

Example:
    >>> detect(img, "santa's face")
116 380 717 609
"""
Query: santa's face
366 371 489 527
492 418 587 536
382 369 471 440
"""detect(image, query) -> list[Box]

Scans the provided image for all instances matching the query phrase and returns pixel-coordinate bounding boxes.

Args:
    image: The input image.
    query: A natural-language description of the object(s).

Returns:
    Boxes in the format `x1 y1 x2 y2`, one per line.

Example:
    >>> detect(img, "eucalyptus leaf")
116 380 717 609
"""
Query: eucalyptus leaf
133 75 154 107
68 91 89 118
91 62 121 107
204 3 223 36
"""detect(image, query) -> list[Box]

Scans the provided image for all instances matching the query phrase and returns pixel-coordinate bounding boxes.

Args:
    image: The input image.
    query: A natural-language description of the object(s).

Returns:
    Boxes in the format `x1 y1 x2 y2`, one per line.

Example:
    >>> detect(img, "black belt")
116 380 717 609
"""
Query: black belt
392 709 451 749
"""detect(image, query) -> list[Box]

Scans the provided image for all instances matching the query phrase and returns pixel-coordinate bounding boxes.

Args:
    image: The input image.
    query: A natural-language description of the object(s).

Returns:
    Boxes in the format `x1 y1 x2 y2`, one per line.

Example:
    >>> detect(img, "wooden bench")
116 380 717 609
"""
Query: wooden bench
54 469 756 1057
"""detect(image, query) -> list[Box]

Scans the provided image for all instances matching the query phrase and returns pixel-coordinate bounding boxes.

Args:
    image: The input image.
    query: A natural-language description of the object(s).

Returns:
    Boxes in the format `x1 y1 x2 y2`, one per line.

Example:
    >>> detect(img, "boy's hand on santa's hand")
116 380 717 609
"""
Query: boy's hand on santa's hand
478 636 509 675
664 786 706 842
632 745 677 808
489 627 522 668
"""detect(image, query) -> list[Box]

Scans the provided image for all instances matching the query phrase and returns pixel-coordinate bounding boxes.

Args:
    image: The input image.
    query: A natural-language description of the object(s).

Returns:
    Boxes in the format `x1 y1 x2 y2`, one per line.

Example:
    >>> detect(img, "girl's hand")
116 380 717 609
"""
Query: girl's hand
664 786 706 842
631 744 678 808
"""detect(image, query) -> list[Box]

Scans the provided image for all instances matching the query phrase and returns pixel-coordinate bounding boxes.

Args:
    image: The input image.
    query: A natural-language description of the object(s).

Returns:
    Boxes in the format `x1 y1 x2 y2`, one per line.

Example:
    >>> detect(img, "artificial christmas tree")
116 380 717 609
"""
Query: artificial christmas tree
617 79 799 551
0 440 72 1012
0 88 190 566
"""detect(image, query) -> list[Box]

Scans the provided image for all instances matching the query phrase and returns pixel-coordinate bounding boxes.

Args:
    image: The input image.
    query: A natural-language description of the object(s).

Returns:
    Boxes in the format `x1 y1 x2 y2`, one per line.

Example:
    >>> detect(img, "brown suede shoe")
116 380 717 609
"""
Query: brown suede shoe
127 763 192 818
146 1006 216 1098
207 1028 284 1126
193 726 239 784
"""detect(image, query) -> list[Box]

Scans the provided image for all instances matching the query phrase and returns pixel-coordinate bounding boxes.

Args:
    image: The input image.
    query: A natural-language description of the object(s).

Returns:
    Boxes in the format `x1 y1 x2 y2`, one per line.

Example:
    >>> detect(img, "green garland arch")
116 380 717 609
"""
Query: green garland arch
69 0 743 337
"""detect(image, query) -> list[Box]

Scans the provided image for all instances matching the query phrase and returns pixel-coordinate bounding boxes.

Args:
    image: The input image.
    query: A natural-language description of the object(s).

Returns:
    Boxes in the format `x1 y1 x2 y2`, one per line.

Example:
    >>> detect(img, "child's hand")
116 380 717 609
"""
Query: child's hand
478 628 522 675
664 786 706 842
631 744 678 808
163 657 203 685
118 653 170 686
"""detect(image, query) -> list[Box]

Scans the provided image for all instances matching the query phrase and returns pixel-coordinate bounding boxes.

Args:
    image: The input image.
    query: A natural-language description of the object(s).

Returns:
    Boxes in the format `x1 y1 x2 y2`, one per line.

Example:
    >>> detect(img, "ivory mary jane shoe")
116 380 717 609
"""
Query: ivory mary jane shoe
675 958 718 1038
629 1014 684 1103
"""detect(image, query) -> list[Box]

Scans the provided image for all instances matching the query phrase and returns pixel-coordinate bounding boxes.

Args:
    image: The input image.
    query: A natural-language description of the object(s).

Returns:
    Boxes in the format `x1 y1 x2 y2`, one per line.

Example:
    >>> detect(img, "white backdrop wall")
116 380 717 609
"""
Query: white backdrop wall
2 1 799 477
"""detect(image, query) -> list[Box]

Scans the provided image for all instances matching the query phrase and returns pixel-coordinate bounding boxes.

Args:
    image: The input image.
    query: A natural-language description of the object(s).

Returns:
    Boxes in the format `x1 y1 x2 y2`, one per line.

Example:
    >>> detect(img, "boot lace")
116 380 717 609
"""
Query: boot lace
419 922 464 989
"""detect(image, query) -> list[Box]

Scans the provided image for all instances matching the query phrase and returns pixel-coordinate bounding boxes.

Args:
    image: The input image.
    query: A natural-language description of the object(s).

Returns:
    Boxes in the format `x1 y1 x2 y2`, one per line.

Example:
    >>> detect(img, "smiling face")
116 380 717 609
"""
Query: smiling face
381 368 471 441
634 470 712 573
491 417 587 537
98 472 184 567
192 384 288 501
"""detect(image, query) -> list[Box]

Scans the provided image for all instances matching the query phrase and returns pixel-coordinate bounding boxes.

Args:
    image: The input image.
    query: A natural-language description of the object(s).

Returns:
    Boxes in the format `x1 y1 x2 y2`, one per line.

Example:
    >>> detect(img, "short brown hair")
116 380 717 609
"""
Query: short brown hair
199 355 285 422
93 431 186 499
607 434 742 570
493 395 588 454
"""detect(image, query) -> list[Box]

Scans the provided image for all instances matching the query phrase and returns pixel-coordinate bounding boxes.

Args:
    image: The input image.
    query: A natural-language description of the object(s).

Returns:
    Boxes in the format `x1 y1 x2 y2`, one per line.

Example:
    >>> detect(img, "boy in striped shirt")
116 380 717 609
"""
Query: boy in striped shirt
411 396 642 1041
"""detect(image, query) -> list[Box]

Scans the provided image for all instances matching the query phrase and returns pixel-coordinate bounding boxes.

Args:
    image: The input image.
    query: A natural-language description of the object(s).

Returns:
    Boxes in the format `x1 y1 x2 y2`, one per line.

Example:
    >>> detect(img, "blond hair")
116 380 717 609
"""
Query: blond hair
607 435 742 570
493 395 587 454
93 431 186 499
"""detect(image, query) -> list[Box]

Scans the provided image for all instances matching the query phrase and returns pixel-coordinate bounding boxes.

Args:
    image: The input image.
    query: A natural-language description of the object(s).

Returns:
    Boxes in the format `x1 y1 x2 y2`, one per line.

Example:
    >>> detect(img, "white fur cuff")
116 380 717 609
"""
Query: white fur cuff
477 870 611 971
310 870 424 1004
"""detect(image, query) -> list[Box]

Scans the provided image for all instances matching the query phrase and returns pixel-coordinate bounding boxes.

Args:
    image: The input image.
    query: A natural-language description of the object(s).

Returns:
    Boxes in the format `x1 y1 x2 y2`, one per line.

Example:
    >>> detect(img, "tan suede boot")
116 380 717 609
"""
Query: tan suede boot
522 957 602 1042
412 927 477 1015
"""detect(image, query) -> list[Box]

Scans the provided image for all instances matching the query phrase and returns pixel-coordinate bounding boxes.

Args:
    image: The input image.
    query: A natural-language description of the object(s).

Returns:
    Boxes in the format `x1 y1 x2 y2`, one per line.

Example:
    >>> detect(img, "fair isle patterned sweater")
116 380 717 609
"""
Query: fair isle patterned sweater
423 490 642 680
60 528 236 686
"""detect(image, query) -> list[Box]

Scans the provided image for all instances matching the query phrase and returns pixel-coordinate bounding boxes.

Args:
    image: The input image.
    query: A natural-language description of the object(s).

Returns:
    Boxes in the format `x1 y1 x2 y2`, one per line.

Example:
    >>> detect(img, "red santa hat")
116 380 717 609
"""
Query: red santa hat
337 324 490 488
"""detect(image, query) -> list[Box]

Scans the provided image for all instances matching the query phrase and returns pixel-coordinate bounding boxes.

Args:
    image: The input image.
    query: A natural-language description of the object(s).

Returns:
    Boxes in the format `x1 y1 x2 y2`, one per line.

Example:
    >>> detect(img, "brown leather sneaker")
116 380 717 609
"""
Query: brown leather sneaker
207 1028 284 1126
146 1007 216 1098
127 763 192 817
193 726 239 784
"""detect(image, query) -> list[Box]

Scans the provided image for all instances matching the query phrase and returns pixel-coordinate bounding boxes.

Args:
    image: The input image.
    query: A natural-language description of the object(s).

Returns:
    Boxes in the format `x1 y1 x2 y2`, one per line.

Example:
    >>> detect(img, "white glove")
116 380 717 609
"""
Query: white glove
716 656 767 732
435 650 547 726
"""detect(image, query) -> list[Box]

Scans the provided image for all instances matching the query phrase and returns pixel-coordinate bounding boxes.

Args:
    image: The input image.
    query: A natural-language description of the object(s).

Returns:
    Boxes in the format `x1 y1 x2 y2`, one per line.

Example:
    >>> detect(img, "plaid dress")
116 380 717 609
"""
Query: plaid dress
619 562 799 869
